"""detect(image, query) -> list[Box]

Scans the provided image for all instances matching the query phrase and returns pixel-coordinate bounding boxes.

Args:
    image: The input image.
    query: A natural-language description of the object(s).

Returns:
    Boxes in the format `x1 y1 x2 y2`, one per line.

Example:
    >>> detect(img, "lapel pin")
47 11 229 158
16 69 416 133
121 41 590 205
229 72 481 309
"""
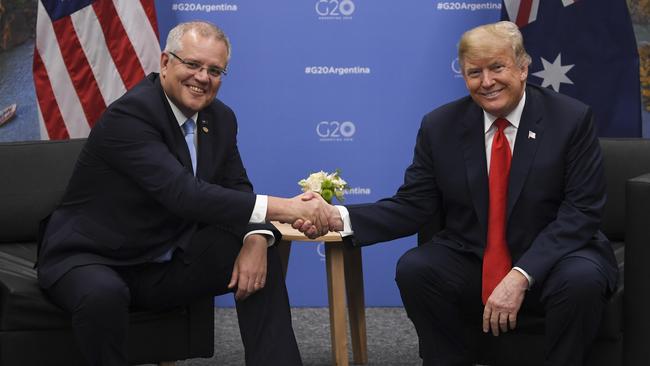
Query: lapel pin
528 131 536 139
201 120 209 133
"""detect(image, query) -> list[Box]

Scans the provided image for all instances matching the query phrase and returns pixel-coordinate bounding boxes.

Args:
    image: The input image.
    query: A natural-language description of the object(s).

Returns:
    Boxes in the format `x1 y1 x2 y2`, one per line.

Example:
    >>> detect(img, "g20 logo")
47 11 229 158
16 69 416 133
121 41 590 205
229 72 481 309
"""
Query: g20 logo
315 0 355 17
451 57 462 77
317 121 356 138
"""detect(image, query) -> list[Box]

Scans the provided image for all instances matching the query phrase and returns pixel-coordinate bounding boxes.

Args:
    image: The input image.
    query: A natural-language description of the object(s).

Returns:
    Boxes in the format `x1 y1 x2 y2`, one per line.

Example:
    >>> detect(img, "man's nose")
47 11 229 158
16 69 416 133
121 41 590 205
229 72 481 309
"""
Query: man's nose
194 67 210 82
481 71 495 87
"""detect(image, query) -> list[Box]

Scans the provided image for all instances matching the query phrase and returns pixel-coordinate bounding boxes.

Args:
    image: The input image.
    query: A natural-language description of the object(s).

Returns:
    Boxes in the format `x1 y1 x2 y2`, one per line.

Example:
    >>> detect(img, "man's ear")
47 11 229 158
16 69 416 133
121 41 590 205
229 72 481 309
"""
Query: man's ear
160 52 170 76
520 64 528 81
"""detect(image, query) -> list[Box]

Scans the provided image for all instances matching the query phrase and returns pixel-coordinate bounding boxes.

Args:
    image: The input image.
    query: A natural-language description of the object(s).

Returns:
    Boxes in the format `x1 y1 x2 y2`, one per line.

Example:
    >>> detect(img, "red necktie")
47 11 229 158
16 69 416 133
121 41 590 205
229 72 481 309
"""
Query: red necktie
482 118 512 304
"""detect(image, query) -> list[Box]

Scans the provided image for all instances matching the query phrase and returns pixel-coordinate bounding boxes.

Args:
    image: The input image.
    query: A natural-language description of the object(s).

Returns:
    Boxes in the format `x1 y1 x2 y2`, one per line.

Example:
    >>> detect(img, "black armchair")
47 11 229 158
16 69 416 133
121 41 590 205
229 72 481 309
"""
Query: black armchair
0 139 215 366
418 138 650 366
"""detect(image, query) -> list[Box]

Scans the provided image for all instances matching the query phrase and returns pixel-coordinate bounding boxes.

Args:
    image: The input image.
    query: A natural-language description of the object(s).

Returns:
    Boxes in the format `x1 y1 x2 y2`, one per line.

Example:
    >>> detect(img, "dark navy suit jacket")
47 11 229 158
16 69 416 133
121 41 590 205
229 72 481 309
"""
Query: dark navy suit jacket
347 84 617 290
38 73 275 288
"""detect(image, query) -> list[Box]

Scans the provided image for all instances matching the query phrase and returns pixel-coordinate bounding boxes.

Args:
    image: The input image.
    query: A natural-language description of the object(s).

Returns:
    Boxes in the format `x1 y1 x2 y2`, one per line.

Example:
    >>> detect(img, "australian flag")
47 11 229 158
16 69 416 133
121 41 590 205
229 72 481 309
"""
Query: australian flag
502 0 641 137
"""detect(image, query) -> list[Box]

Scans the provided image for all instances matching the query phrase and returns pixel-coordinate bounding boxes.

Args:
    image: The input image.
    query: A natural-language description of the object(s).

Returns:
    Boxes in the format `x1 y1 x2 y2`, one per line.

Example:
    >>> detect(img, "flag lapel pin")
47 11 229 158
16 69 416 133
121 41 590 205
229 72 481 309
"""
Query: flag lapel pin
528 131 536 139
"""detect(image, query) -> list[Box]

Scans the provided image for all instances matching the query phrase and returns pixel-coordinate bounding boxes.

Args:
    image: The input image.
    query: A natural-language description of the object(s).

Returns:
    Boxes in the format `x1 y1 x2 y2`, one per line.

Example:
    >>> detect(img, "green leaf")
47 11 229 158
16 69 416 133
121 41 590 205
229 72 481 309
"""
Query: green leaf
322 180 333 189
321 189 333 203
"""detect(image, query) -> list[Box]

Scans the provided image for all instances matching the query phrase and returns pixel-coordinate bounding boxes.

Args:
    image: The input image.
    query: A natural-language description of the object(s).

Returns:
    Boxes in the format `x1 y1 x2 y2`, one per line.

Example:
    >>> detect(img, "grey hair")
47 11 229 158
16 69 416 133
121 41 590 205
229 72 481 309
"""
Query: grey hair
163 21 231 62
458 21 531 69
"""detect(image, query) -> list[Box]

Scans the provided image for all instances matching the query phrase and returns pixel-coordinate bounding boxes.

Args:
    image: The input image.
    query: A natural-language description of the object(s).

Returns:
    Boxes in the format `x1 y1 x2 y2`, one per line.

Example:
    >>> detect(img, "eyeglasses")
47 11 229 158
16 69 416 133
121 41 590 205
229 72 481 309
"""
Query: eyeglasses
168 51 227 78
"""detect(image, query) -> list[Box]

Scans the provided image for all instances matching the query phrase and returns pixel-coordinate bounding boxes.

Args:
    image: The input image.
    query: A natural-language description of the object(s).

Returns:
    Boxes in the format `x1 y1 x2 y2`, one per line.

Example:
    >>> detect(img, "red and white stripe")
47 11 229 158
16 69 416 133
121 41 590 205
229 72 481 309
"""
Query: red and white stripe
503 0 540 28
504 0 580 28
33 0 160 140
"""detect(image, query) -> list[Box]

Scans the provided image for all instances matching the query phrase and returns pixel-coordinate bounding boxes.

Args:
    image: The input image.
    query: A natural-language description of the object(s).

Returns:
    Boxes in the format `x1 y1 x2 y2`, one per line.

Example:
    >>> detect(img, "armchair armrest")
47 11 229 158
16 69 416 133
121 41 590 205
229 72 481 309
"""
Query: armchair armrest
623 173 650 366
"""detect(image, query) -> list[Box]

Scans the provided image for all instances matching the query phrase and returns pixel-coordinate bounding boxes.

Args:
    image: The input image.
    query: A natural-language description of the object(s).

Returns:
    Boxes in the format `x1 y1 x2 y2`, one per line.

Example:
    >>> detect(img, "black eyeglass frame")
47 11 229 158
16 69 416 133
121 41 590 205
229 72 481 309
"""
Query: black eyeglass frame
168 51 228 78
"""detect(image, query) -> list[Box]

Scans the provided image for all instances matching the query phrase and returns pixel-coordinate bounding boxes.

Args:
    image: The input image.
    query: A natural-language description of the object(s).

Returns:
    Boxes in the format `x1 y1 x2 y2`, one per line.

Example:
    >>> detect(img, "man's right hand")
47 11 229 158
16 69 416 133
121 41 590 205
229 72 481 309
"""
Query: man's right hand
482 269 528 336
292 191 343 239
267 193 334 237
291 192 332 236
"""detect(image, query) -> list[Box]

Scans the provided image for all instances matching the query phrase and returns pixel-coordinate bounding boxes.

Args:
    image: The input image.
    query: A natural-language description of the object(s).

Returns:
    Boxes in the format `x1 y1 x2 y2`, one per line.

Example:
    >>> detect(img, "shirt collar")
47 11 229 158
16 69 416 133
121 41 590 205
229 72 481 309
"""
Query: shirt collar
483 91 526 134
164 93 199 128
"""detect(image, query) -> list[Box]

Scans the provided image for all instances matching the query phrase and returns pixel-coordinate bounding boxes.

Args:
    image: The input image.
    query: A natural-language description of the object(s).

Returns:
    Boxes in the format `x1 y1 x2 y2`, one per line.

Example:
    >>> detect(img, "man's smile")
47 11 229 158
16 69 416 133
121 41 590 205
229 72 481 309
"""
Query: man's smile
186 84 206 95
479 87 505 99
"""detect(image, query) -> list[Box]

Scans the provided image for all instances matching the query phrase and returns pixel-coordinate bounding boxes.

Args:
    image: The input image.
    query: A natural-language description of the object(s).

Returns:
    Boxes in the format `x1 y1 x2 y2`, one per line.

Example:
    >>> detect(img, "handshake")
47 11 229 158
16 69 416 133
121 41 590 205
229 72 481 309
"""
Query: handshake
268 191 343 239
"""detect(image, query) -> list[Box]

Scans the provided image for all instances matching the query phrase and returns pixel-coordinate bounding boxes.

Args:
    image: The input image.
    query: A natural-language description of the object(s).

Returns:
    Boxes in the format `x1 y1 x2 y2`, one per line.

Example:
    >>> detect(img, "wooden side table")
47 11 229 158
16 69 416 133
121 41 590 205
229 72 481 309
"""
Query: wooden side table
273 222 368 366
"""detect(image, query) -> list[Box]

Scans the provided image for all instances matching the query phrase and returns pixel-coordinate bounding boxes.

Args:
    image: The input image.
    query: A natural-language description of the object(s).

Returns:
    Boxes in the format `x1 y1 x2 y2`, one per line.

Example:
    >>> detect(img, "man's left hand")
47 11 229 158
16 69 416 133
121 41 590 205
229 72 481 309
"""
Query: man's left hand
482 269 528 336
228 234 268 301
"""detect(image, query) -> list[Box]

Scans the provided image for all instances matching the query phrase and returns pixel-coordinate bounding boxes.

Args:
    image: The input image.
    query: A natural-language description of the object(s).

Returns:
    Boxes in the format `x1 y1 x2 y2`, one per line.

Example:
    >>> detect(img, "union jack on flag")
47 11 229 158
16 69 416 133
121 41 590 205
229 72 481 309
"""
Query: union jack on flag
33 0 161 140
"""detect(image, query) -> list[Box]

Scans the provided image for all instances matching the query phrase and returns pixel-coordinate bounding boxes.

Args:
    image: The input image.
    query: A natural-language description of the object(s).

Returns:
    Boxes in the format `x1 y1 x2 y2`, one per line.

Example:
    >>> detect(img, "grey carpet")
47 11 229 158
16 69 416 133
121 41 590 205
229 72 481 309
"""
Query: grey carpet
143 307 422 366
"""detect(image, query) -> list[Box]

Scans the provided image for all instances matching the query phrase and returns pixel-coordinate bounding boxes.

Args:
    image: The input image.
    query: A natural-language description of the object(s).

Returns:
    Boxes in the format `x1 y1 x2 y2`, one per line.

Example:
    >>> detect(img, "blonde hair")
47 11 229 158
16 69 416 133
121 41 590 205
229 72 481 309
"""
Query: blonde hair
458 21 531 68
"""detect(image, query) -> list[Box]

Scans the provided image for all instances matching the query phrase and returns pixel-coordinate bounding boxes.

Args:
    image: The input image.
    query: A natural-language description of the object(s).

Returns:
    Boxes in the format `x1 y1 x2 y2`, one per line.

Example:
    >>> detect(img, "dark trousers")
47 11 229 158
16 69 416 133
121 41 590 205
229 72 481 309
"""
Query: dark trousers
395 243 609 366
44 225 302 366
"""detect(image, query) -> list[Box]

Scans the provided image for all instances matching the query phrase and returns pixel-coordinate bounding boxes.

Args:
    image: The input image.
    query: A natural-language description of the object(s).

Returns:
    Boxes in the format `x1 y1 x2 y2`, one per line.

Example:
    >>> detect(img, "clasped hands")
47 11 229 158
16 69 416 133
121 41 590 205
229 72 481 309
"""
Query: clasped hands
285 191 343 239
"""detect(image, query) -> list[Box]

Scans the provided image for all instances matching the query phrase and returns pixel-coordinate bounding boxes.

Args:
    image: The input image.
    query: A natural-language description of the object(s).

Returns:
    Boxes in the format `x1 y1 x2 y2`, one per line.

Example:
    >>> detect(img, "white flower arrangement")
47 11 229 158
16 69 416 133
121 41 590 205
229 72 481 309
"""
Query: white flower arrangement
298 169 348 203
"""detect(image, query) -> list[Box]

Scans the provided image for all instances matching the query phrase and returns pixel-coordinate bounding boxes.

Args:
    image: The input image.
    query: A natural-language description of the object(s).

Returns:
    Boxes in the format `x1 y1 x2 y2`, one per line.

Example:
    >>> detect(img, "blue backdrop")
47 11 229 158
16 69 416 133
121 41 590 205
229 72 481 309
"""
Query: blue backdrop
154 0 501 306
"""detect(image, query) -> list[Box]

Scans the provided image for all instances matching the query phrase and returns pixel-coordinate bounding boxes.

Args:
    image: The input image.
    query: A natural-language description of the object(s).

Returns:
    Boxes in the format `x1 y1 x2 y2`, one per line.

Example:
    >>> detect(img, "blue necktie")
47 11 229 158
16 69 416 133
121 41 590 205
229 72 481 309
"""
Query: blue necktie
182 118 197 175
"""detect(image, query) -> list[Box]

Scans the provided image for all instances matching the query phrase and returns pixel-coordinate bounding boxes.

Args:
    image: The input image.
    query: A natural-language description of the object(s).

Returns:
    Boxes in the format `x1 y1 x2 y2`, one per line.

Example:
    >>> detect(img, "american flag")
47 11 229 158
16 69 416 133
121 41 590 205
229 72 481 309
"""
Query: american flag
33 0 161 140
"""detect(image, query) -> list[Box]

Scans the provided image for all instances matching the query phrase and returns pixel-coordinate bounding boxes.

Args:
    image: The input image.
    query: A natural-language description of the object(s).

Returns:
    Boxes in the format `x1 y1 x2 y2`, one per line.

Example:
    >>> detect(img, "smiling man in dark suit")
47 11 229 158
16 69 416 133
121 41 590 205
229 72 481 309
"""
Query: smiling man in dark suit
298 21 618 366
37 21 329 366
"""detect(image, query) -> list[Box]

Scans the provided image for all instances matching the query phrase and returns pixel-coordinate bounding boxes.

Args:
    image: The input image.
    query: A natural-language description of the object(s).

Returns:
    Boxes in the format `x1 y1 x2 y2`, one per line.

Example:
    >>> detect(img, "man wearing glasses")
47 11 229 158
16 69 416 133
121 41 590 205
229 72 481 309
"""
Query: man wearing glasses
37 21 323 366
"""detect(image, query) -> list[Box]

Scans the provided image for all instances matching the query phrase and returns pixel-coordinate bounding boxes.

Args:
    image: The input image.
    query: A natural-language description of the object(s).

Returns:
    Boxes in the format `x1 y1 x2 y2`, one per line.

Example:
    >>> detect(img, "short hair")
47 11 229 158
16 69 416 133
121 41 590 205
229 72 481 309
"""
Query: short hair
163 21 232 62
458 21 531 69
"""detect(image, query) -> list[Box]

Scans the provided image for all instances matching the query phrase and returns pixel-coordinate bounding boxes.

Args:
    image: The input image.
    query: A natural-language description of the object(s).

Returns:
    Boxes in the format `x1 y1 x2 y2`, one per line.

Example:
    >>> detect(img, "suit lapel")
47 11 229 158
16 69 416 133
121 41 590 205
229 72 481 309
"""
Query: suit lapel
196 111 215 180
507 87 545 221
461 104 489 236
174 127 194 174
158 85 194 174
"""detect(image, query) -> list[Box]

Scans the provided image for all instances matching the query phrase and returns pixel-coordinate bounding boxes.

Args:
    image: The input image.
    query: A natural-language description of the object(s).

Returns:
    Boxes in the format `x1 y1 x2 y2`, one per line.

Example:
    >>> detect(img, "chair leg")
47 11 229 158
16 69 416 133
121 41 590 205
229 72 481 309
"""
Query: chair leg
344 245 368 364
158 362 176 366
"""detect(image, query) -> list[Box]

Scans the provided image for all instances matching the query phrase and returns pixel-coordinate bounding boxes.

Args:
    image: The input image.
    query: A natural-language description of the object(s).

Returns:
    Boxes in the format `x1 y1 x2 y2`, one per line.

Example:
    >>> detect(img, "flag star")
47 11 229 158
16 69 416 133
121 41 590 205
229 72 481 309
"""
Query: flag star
531 53 574 92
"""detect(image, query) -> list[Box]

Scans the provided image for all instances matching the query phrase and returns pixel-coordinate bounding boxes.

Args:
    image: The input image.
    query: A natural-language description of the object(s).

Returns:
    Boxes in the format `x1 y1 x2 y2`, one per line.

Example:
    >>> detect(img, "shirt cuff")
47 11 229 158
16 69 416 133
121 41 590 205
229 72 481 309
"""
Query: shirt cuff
244 230 275 247
513 266 534 289
335 205 354 237
249 194 267 224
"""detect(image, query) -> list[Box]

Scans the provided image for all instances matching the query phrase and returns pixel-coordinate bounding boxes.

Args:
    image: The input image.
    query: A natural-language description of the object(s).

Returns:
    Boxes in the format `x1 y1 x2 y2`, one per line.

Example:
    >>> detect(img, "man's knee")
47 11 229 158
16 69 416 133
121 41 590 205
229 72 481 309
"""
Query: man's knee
395 247 430 291
544 258 608 308
73 281 131 320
